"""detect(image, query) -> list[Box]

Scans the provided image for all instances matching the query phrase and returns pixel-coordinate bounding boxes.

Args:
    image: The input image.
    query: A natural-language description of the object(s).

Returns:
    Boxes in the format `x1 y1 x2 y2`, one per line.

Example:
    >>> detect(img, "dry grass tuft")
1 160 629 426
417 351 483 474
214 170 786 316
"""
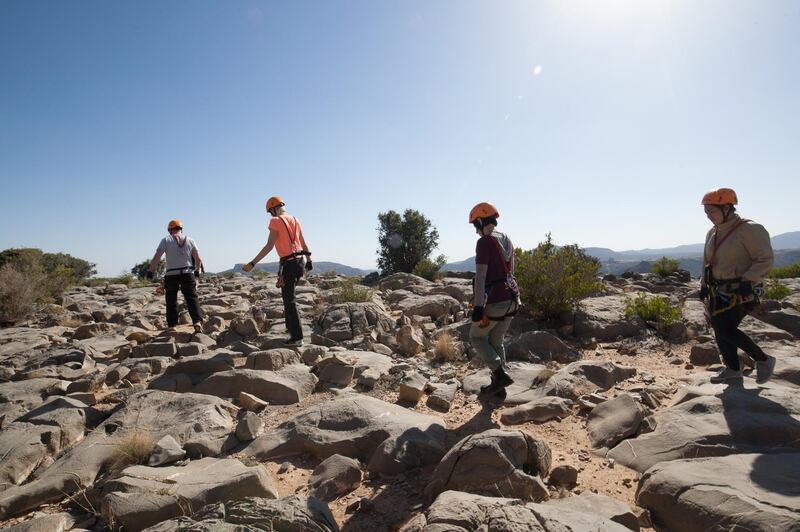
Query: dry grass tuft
533 367 557 385
431 330 462 363
110 431 155 472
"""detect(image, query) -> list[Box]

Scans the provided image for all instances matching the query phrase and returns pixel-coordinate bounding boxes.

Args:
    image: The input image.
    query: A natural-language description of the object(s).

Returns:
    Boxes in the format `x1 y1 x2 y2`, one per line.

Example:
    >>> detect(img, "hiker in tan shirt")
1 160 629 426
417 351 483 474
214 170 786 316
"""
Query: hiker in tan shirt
699 188 776 384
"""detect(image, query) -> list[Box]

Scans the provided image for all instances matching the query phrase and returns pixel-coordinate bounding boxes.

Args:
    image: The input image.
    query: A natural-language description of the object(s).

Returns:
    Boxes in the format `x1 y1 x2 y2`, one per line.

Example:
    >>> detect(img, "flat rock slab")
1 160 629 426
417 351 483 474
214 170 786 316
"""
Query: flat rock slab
549 491 640 531
164 352 235 375
142 495 339 532
500 397 573 425
243 395 446 466
194 366 317 405
608 381 800 473
101 457 279 531
0 391 238 519
405 490 632 532
308 454 362 502
245 349 301 371
637 453 800 532
425 429 552 503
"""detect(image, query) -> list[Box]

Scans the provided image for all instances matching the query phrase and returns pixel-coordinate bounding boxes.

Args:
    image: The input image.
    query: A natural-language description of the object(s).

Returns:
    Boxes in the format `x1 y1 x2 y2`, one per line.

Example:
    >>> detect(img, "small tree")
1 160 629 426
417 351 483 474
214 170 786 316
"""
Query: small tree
132 259 165 280
515 234 602 319
412 255 447 281
376 209 440 275
652 256 680 277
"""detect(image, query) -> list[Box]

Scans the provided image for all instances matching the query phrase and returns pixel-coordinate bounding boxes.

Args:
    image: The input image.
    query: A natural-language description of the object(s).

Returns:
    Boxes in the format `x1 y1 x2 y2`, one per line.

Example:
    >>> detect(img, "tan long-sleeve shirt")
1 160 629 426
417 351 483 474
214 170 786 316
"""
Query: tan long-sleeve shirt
703 214 774 283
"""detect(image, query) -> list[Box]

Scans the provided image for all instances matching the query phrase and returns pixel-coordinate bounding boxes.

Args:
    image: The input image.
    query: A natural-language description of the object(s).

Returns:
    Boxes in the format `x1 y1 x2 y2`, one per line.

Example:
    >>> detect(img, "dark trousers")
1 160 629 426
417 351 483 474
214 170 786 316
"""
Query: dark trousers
710 304 766 371
281 259 304 340
164 273 203 326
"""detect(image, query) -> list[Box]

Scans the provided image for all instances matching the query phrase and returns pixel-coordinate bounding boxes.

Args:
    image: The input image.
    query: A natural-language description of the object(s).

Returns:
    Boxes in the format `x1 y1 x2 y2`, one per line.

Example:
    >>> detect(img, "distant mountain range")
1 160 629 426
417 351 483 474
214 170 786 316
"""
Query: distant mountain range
221 262 375 276
442 230 800 277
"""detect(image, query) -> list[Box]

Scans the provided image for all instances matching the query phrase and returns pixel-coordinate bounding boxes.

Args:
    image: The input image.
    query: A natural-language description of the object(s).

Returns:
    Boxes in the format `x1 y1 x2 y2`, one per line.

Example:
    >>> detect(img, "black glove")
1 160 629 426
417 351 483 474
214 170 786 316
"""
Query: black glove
145 270 154 281
699 285 709 301
194 270 201 279
471 306 484 322
738 281 754 298
305 259 313 273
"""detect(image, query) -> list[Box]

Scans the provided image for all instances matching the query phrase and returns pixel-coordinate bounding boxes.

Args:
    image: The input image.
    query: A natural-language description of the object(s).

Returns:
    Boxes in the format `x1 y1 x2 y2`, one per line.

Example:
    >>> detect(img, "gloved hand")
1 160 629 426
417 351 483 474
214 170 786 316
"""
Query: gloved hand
242 262 255 273
305 260 313 273
194 270 201 279
699 285 709 301
738 281 754 298
145 270 154 281
471 306 484 322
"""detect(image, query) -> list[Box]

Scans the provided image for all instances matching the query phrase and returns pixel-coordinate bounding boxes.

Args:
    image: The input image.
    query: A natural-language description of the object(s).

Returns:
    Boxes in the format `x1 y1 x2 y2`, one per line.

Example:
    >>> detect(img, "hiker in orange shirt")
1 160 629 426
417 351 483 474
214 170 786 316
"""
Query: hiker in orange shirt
700 188 775 384
242 196 312 346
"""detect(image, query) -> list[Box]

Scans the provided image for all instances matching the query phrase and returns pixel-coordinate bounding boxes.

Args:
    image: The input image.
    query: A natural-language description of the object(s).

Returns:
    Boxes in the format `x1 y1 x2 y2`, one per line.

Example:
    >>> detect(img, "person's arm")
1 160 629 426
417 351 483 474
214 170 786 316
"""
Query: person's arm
149 240 166 273
244 229 279 271
741 224 774 283
472 239 489 320
191 242 203 271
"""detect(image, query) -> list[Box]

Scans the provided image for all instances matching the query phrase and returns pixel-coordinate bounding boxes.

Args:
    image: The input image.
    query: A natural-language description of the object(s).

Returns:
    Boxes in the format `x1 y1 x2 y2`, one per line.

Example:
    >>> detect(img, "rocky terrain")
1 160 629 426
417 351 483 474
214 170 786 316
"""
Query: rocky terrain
0 271 798 531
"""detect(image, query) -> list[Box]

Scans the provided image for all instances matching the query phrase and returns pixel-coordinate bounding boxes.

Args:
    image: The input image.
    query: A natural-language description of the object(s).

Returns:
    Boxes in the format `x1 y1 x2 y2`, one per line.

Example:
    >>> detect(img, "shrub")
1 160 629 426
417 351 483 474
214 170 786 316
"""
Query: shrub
0 264 46 324
110 431 155 472
652 256 680 277
515 234 602 319
430 330 461 363
330 277 374 304
412 255 447 282
764 279 792 300
769 262 800 279
132 259 165 280
625 292 682 327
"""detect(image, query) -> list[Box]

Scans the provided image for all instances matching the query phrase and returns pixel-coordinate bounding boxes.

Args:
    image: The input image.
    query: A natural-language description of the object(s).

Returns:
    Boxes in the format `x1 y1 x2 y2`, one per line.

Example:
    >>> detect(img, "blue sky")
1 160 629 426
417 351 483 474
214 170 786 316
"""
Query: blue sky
1 1 798 276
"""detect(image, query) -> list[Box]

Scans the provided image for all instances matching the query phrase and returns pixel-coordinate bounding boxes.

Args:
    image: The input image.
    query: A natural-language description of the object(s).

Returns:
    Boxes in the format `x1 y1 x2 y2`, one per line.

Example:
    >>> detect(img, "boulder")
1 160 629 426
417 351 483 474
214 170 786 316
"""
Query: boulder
574 295 644 341
588 393 648 450
308 454 362 502
236 412 264 442
689 343 721 366
427 381 458 412
164 352 235 376
637 453 800 532
547 464 578 488
243 395 446 467
425 429 551 503
318 302 393 342
148 435 186 466
505 331 580 364
396 325 425 356
245 349 301 371
399 372 427 403
194 366 317 405
0 391 238 518
755 308 800 338
143 341 177 358
142 496 338 532
379 273 431 291
315 354 356 387
406 490 631 532
500 397 573 425
239 391 268 411
395 295 460 321
101 457 278 531
0 512 77 532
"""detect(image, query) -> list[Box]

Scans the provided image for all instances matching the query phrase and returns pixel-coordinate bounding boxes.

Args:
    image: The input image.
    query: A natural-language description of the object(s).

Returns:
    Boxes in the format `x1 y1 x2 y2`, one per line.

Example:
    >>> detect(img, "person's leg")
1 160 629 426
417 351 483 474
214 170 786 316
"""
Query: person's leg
179 272 203 324
487 301 515 367
469 320 501 370
164 275 180 327
281 261 303 340
710 309 743 371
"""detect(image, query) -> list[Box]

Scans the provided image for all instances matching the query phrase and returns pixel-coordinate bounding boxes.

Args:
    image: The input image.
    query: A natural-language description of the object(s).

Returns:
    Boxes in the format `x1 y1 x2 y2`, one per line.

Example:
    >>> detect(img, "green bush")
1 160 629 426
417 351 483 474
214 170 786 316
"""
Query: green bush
769 262 800 279
330 277 374 304
412 255 447 282
132 259 165 280
652 256 680 277
515 234 602 319
625 292 682 327
376 209 440 275
764 279 792 300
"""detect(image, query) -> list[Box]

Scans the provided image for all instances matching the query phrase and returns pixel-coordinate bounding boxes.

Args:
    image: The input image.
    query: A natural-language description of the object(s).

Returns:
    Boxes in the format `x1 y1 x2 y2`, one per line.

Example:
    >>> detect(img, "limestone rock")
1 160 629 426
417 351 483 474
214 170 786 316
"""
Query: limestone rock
399 372 427 403
505 331 580 364
308 454 362 502
194 366 317 405
148 435 186 467
588 393 648 450
500 397 573 425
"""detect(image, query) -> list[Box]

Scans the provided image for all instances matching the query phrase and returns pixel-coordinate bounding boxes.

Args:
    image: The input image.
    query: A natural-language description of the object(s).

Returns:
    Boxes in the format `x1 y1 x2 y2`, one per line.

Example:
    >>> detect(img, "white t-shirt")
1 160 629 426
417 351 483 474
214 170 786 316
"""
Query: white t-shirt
156 234 196 275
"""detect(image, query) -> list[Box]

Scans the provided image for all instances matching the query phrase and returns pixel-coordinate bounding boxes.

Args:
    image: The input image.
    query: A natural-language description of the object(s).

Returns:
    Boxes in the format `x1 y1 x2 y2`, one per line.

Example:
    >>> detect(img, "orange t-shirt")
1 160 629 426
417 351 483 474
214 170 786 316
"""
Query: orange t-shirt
268 215 305 258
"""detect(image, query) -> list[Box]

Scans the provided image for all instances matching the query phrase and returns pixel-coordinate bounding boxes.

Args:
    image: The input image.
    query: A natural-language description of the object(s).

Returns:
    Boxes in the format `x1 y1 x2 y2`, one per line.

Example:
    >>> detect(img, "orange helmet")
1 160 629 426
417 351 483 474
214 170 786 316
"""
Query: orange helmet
701 188 738 206
167 219 183 231
468 202 500 223
266 196 285 213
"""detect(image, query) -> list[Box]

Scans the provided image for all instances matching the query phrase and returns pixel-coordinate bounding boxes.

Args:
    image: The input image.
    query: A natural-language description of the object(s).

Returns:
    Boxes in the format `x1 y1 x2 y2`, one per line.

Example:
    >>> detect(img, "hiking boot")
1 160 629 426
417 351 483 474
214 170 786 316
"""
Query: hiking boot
710 367 743 383
756 355 776 384
480 367 513 396
493 367 514 387
193 323 203 334
284 338 304 347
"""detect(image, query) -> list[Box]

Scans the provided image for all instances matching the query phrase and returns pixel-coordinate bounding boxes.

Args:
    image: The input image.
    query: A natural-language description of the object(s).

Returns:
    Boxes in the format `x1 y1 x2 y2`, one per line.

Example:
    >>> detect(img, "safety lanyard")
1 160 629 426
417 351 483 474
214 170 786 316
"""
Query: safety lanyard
707 219 749 267
490 235 514 273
